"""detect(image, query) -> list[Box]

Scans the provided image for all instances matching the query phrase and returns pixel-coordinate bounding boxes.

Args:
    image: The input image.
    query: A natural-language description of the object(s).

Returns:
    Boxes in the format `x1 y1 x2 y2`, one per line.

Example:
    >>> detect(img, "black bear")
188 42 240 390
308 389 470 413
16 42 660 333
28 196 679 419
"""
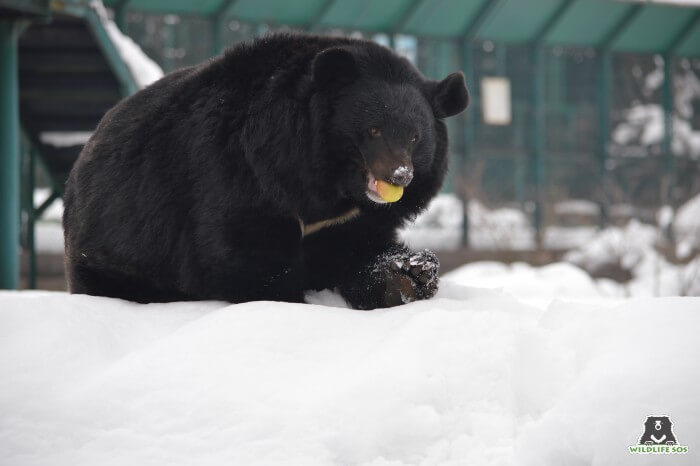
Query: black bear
63 33 469 309
638 416 677 445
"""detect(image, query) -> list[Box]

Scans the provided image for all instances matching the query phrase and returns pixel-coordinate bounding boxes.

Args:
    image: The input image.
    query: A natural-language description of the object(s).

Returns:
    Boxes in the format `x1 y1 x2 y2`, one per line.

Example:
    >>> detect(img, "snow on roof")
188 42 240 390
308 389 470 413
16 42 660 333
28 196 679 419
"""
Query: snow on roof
91 0 164 89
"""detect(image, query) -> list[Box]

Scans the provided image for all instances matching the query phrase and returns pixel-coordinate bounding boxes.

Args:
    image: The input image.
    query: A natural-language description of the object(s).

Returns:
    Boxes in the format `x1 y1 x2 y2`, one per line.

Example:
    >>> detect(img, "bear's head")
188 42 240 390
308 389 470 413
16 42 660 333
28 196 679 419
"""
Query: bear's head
646 416 673 433
312 45 469 207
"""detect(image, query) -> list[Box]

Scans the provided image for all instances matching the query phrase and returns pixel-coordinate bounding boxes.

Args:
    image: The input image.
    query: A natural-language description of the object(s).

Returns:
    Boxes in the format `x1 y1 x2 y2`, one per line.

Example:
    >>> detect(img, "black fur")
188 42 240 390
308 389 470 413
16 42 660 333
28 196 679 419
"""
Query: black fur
63 33 469 309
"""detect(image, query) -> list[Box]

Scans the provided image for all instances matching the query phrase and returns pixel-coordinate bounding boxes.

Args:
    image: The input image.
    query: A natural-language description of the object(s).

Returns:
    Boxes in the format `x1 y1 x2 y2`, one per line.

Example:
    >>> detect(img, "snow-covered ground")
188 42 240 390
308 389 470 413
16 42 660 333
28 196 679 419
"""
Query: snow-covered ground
2 275 698 466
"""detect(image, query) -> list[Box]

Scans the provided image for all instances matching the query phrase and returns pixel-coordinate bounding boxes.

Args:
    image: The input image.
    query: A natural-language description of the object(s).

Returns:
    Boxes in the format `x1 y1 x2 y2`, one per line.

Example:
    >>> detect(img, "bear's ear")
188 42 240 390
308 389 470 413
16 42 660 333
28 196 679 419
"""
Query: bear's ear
432 72 469 118
312 47 359 90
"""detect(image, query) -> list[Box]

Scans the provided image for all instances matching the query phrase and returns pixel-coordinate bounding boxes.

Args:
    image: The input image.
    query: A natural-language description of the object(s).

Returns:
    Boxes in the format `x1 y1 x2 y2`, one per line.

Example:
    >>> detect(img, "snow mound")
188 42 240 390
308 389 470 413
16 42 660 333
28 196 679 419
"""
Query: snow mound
443 261 607 308
2 289 698 466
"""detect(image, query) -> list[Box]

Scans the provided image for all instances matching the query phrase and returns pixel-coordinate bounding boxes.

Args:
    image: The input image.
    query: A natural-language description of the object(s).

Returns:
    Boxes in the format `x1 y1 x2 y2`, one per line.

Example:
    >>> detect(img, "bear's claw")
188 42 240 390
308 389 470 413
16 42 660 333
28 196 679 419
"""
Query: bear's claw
382 249 439 306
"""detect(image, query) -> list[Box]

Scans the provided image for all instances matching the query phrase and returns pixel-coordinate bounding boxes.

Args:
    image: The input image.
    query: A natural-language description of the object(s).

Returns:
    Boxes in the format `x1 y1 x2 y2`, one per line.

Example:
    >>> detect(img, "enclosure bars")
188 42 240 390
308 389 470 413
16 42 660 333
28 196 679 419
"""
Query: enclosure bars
56 0 138 94
662 11 700 207
210 0 238 56
20 128 65 289
457 0 501 246
529 0 576 246
20 139 36 289
0 19 22 289
597 4 644 227
14 0 139 288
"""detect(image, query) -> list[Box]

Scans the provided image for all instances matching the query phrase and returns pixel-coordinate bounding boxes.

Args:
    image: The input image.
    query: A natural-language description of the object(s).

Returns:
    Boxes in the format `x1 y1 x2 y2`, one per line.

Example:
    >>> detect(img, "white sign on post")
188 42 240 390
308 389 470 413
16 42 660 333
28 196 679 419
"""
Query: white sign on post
481 77 512 125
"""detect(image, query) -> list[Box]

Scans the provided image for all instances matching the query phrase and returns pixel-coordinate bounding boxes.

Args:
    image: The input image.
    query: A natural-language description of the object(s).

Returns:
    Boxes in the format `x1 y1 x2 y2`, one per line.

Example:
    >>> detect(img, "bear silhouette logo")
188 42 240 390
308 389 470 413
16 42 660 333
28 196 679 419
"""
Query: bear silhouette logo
638 416 677 445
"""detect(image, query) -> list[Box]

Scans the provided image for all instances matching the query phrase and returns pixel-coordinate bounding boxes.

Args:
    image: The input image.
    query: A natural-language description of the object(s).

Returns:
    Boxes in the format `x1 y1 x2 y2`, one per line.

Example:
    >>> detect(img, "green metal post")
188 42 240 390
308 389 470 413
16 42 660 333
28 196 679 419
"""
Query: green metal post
435 40 453 194
22 145 36 289
115 1 129 34
164 20 176 73
307 0 336 31
530 46 545 246
594 3 644 224
526 0 577 247
0 19 21 289
211 15 222 56
597 50 611 225
29 147 36 289
661 54 674 206
456 0 502 247
514 104 526 206
459 39 473 246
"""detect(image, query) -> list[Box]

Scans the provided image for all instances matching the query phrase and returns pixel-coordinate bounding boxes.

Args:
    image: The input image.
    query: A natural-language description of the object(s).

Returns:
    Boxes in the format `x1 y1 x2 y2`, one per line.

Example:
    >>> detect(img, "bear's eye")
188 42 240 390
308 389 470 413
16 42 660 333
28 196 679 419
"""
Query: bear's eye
368 127 381 138
410 134 419 144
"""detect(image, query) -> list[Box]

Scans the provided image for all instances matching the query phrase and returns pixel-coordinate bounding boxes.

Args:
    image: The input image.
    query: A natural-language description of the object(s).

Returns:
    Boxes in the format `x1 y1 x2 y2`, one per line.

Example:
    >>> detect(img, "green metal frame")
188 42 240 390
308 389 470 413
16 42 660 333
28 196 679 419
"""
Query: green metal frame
6 0 138 289
307 0 337 32
661 10 700 206
19 127 66 288
457 0 501 245
529 0 576 245
596 4 643 224
0 19 24 289
210 0 238 55
114 0 131 33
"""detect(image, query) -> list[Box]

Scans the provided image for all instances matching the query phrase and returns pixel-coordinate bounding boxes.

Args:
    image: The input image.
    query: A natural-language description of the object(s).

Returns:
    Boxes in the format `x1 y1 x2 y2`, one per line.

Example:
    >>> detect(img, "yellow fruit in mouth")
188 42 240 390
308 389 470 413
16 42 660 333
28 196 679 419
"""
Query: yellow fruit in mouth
376 180 404 202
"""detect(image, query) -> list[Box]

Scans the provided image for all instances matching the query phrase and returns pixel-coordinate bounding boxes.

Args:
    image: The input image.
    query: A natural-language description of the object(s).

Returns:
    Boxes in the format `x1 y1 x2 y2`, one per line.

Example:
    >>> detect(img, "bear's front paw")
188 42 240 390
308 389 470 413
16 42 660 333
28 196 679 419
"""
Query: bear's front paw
382 249 439 307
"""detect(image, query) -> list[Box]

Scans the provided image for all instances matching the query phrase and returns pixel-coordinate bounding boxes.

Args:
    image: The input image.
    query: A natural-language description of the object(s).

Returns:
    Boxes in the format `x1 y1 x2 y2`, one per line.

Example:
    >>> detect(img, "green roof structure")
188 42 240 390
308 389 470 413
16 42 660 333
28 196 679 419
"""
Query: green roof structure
99 0 700 55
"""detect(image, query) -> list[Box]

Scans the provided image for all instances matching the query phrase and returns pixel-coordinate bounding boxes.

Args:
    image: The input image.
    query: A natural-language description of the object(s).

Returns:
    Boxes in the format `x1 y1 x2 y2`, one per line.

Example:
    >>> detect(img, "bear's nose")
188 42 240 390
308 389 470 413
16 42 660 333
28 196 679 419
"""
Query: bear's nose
389 165 414 186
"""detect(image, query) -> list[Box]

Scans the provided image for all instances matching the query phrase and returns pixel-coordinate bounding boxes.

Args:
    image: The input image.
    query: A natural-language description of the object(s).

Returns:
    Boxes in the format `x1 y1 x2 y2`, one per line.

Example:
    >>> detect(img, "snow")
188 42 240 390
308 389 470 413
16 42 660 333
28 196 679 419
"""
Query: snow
542 225 598 250
32 189 65 254
400 194 463 251
91 0 164 89
564 219 700 297
39 131 92 148
2 280 699 465
400 196 536 251
401 195 599 251
611 61 700 159
443 261 613 309
468 200 535 251
552 199 599 217
675 192 700 253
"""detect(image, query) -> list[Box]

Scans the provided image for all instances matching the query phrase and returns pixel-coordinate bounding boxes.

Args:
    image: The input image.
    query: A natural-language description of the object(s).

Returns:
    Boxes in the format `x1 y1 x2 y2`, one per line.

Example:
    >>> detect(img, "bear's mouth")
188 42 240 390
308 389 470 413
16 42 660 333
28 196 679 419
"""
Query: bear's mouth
366 173 388 204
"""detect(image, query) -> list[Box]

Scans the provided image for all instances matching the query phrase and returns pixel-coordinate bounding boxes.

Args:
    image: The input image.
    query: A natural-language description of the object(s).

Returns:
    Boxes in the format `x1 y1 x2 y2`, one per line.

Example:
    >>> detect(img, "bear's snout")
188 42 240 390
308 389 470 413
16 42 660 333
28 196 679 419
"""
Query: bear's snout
371 153 414 187
389 164 414 186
